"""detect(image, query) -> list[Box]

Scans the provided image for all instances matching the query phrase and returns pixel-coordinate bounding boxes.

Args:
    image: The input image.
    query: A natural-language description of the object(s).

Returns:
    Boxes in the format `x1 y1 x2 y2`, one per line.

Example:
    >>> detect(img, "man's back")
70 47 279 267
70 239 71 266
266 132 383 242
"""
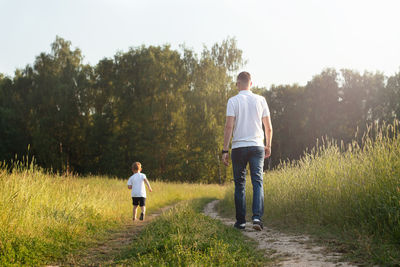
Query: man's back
227 90 270 149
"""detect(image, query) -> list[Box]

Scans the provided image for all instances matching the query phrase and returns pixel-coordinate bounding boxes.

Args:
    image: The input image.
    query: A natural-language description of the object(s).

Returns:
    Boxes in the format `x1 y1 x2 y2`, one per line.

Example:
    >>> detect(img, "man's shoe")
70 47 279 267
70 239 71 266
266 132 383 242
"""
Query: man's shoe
252 219 263 231
139 212 144 221
234 222 246 230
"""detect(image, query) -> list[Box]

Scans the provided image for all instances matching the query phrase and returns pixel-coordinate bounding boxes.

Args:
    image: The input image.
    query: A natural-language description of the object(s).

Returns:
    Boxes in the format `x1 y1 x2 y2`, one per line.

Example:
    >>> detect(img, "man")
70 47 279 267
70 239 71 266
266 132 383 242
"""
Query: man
222 71 272 231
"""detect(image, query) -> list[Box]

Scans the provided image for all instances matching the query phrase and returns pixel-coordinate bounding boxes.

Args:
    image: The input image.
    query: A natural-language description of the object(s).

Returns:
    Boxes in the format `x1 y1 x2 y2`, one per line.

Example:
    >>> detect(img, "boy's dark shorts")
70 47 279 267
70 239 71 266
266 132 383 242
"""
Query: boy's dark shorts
132 197 146 207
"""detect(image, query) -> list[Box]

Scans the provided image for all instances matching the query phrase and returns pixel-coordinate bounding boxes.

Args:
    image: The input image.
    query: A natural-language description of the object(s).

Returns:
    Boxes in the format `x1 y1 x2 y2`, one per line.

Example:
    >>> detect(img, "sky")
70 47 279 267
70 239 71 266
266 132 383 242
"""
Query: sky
1 0 400 88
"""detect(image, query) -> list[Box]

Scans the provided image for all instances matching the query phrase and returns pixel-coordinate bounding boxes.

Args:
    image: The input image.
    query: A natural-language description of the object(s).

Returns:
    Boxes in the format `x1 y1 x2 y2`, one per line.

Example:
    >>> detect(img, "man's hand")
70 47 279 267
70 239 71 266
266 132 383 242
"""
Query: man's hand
222 153 229 166
262 116 272 159
265 146 271 158
222 116 234 167
149 188 153 192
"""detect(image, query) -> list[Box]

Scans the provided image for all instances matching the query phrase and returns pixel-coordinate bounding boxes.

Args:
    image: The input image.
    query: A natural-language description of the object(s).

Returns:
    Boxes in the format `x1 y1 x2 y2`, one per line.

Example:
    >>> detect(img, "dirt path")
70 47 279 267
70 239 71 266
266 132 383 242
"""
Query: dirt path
59 205 174 266
204 200 357 267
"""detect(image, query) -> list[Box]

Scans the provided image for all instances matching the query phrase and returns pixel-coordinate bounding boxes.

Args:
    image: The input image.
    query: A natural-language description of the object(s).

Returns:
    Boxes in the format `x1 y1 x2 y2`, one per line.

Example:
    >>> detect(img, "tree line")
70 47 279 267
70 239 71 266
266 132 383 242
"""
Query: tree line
1 36 399 182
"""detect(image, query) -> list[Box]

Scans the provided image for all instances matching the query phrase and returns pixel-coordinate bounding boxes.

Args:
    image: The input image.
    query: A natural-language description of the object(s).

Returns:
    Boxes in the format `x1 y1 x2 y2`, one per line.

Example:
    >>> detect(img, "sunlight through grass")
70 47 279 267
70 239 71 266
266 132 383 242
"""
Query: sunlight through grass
220 120 400 265
0 168 227 265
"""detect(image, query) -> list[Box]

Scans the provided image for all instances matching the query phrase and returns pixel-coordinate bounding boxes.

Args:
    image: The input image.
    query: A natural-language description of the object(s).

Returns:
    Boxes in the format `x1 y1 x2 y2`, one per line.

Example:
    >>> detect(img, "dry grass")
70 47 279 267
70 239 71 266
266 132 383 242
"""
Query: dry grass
0 167 227 265
220 121 400 265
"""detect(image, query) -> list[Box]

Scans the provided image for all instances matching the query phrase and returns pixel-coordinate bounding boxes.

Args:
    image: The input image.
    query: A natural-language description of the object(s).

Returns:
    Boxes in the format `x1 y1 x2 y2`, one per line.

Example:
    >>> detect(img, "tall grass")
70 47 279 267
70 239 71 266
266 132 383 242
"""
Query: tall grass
220 121 400 265
0 167 227 266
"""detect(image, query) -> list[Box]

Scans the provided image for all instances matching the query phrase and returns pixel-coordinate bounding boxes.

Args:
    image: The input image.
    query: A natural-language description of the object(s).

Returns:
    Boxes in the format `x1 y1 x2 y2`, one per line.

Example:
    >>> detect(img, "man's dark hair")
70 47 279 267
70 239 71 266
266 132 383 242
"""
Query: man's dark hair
237 71 251 83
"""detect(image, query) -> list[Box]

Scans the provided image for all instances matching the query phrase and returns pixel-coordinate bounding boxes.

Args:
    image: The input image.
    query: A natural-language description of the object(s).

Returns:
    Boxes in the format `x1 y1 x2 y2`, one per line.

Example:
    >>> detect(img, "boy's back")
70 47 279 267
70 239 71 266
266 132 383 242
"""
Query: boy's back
128 173 147 198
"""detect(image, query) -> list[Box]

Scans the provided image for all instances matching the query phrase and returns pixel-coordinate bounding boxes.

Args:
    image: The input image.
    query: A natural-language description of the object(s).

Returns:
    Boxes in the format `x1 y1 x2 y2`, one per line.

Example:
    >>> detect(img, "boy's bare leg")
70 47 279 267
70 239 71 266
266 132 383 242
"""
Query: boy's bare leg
140 206 146 220
132 205 138 221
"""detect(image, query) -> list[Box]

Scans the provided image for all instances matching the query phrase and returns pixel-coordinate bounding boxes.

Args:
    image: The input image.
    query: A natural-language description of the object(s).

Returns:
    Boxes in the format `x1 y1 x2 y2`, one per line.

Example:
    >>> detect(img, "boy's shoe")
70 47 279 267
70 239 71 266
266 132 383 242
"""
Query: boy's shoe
252 219 263 231
234 222 246 230
139 213 144 221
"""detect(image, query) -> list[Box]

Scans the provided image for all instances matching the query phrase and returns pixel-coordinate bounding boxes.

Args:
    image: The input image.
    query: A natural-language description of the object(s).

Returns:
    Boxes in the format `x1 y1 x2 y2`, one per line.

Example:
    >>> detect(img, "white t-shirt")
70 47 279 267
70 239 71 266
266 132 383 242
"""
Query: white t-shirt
226 90 270 149
127 173 147 198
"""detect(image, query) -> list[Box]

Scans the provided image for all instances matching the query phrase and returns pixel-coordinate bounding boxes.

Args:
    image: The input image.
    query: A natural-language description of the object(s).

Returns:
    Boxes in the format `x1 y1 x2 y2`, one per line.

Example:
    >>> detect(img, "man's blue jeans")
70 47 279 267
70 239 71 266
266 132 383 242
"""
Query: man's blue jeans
231 146 265 224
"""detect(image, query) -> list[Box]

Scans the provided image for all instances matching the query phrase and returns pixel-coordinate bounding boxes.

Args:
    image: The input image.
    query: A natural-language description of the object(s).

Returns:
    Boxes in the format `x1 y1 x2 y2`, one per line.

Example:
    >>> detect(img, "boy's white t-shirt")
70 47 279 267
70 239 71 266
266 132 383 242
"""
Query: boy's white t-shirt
226 90 270 149
127 173 147 198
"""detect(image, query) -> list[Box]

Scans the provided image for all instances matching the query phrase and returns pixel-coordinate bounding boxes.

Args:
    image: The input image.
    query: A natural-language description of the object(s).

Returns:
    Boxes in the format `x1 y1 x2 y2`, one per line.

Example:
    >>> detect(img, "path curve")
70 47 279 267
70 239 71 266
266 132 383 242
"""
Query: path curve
204 200 357 267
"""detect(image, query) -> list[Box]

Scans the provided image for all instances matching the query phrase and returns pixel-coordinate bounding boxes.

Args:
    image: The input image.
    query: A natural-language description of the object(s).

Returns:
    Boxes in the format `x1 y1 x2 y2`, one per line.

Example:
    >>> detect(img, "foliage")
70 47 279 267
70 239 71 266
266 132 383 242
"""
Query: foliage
262 68 397 166
0 36 242 182
1 36 400 182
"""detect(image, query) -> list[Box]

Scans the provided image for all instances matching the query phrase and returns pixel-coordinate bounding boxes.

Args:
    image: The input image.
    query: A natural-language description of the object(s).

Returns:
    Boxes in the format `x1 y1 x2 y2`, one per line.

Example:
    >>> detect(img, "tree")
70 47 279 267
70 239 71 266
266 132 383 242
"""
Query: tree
27 36 88 173
3 35 397 182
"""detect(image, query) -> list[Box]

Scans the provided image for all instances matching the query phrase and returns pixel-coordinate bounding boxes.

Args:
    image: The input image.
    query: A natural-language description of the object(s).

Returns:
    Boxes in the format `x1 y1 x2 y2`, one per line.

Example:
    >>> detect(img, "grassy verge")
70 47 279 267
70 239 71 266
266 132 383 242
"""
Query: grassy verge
219 121 400 266
0 168 227 266
115 199 272 266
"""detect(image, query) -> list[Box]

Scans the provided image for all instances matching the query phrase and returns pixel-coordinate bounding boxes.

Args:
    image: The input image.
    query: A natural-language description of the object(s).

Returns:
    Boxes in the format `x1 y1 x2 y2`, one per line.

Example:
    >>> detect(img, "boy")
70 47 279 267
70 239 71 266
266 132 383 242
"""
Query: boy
127 162 152 221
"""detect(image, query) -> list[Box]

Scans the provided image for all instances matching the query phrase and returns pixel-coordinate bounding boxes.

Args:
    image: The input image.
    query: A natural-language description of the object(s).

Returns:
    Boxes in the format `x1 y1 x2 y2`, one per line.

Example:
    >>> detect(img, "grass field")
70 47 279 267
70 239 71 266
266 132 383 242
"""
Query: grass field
0 167 230 266
219 121 400 266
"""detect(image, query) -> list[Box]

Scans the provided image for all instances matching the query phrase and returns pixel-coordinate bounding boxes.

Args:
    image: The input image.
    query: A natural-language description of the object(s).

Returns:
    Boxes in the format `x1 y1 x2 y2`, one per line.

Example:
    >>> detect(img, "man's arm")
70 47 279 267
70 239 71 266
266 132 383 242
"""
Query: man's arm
262 116 273 158
222 116 235 166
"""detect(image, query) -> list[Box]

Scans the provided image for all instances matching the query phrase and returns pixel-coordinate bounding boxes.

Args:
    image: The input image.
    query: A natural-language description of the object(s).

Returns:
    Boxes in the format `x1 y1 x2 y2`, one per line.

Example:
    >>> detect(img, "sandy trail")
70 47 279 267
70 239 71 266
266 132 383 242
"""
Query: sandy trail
204 200 357 267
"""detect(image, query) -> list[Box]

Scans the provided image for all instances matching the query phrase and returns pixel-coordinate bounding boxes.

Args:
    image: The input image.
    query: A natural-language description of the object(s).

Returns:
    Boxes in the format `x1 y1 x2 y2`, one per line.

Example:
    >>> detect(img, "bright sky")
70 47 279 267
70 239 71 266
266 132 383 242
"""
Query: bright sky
1 0 400 87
